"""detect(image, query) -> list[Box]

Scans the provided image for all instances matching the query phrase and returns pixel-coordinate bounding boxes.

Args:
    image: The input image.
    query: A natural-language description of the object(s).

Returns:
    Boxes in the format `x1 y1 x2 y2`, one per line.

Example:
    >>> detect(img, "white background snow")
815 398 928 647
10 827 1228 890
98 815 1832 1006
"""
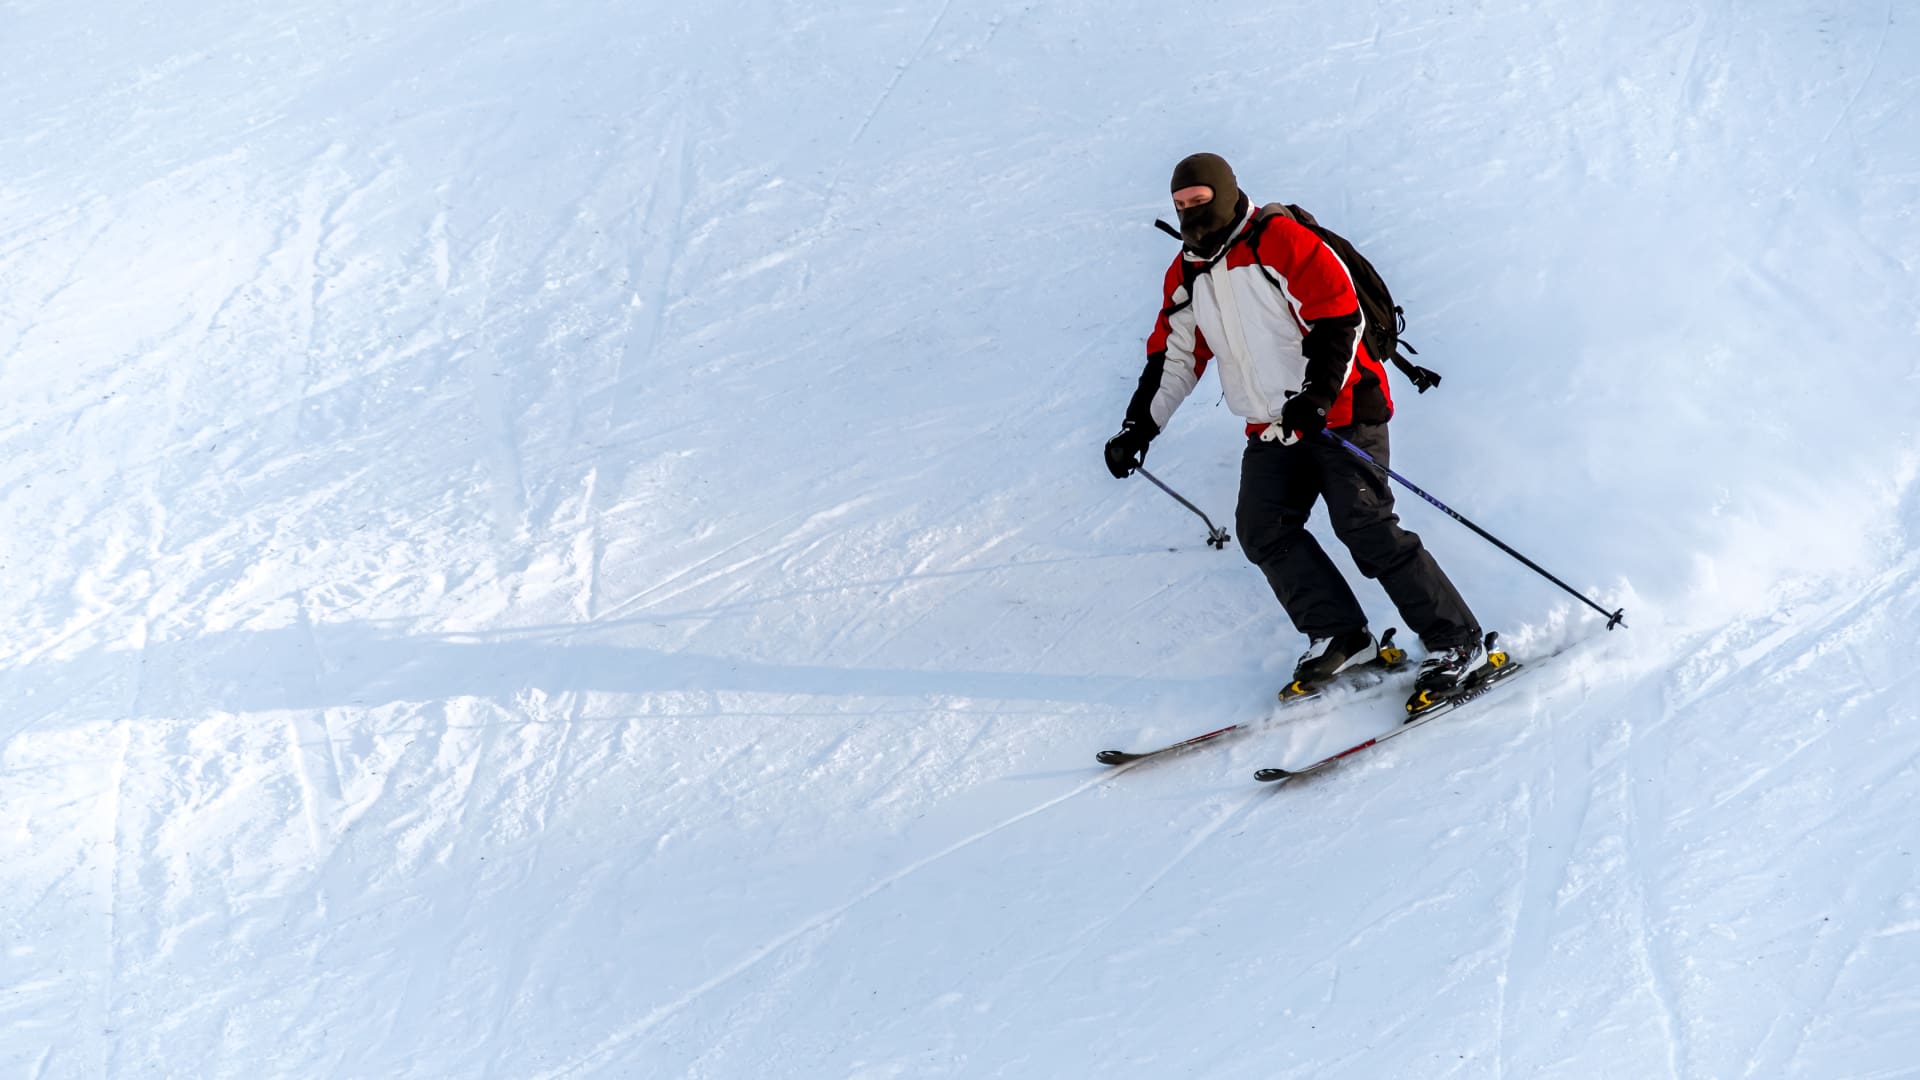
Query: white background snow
4 1 1919 1076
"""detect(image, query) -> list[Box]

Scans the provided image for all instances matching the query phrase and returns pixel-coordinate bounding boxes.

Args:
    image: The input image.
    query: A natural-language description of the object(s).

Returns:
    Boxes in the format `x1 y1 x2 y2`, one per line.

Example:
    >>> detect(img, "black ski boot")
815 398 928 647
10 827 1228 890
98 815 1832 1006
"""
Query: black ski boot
1405 635 1486 718
1279 629 1407 703
1291 628 1377 685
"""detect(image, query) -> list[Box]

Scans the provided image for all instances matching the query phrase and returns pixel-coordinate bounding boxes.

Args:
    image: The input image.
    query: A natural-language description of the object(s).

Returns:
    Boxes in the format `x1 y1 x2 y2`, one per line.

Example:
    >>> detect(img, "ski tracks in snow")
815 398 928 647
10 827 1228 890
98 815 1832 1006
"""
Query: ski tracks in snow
456 231 532 544
1812 0 1894 156
1490 686 1596 1080
98 628 146 1079
537 762 1122 1078
1619 693 1690 1080
1039 787 1266 984
819 0 959 225
284 598 349 865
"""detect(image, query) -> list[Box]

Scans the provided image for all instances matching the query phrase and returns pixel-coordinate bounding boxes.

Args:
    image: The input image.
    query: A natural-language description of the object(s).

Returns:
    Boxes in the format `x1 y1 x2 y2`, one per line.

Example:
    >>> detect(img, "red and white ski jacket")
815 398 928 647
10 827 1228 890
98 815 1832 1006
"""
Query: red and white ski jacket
1126 202 1394 437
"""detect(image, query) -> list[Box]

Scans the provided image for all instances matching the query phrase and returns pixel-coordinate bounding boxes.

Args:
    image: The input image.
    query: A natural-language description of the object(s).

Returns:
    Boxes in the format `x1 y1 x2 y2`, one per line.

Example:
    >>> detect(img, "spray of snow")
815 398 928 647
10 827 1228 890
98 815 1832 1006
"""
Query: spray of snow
4 2 1918 1077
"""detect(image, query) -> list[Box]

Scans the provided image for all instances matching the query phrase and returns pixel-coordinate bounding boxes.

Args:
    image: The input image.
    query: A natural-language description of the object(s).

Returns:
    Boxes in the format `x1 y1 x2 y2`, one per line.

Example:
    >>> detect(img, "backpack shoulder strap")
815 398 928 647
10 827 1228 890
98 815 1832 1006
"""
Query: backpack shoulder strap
1244 203 1293 247
1150 204 1444 393
1157 252 1204 320
1252 203 1445 392
1242 203 1292 290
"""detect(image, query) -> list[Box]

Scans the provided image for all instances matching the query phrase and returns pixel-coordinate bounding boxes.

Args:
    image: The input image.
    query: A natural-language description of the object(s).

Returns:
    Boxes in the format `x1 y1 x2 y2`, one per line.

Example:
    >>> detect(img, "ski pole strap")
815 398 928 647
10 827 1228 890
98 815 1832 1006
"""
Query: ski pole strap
1136 466 1232 550
1316 430 1626 630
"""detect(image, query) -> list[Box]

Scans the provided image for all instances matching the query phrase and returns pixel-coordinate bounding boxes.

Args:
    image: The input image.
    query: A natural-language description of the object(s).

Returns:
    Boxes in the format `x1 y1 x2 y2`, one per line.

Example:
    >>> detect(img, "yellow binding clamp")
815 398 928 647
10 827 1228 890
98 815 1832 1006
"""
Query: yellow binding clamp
1485 631 1509 668
1377 626 1407 667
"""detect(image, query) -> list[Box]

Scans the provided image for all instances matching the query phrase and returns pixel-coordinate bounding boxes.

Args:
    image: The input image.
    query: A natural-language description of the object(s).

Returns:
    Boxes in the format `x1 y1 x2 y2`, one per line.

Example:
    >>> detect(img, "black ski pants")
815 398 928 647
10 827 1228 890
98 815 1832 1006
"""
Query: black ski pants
1235 423 1479 650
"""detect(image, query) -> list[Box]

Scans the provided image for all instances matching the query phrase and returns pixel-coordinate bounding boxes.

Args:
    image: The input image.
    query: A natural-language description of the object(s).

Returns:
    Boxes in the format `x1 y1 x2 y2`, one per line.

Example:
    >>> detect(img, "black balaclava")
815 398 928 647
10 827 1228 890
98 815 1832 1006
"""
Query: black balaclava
1170 152 1248 258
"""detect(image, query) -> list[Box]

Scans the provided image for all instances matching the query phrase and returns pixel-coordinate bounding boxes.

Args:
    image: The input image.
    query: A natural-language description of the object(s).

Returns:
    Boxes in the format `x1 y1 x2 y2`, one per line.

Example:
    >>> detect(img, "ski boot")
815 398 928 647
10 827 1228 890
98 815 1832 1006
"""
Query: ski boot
1405 631 1509 720
1280 628 1406 702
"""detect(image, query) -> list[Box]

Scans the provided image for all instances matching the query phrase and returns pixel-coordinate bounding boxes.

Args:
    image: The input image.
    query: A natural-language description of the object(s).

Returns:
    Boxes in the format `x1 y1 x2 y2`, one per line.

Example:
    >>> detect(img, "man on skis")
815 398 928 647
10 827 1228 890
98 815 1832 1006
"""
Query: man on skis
1103 152 1485 708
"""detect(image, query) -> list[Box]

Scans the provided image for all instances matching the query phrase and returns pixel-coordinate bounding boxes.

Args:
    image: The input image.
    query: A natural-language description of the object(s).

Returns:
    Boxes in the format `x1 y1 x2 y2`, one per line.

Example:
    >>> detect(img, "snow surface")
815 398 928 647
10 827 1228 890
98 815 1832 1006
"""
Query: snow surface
4 1 1919 1076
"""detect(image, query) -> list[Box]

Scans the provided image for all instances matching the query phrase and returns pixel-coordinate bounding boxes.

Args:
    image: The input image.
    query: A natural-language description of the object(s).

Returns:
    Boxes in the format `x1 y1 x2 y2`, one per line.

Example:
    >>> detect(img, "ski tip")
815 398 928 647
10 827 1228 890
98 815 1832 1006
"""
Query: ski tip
1252 768 1291 783
1095 750 1132 766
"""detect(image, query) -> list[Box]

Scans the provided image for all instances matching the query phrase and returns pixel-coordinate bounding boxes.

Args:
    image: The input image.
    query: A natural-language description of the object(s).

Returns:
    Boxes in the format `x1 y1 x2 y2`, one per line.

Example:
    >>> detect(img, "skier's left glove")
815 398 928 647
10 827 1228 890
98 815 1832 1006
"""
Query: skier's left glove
1277 390 1333 444
1103 419 1156 478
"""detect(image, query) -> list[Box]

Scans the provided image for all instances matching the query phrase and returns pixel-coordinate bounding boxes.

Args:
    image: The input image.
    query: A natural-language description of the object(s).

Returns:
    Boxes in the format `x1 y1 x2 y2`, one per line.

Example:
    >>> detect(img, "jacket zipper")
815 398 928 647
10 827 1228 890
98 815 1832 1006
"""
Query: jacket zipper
1206 262 1273 420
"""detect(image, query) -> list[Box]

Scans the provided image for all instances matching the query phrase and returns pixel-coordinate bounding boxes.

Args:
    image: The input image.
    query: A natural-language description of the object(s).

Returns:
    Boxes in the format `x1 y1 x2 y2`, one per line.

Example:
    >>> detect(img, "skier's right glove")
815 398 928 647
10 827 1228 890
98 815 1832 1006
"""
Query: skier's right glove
1103 419 1156 479
1279 389 1333 444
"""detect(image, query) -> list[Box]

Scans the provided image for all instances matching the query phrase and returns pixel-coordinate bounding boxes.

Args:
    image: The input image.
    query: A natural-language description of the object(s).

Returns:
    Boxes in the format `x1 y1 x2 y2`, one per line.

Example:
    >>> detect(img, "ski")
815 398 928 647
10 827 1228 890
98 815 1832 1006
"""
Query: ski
1253 636 1524 784
1096 630 1409 767
1095 723 1244 766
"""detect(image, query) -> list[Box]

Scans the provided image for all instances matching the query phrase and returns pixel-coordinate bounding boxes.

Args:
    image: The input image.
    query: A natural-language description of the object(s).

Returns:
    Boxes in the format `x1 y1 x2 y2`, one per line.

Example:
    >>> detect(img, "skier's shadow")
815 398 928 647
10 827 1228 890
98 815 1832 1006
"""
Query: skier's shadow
1 621 1221 727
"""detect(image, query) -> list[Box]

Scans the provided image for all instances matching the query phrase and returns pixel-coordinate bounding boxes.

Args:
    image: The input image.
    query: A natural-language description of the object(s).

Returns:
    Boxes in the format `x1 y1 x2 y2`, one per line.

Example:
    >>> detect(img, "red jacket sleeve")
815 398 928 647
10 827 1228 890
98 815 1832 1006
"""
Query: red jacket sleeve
1255 217 1364 401
1127 257 1215 431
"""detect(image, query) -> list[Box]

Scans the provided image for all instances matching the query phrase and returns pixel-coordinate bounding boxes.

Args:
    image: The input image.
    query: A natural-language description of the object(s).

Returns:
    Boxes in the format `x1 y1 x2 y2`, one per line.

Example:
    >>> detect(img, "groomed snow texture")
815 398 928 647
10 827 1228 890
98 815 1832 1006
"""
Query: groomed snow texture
4 2 1919 1077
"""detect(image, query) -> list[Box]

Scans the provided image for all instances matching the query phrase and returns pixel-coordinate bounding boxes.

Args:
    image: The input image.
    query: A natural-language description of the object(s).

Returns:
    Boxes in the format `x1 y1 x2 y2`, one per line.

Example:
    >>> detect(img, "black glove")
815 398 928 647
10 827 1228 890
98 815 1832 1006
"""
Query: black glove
1279 391 1333 443
1103 419 1156 479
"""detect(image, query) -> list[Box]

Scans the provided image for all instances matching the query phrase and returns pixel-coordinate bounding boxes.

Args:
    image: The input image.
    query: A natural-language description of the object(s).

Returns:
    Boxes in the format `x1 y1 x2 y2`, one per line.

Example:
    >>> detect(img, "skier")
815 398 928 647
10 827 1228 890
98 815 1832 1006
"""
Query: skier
1103 152 1485 705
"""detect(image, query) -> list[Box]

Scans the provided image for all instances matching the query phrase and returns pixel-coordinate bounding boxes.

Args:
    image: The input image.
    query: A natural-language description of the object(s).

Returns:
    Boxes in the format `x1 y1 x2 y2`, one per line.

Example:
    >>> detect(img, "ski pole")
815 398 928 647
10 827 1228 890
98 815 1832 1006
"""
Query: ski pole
1135 466 1232 550
1316 430 1626 630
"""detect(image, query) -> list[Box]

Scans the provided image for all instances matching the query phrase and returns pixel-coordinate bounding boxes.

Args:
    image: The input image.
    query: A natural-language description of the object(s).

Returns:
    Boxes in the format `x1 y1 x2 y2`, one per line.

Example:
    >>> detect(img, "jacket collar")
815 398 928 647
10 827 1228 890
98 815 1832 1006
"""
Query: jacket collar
1181 197 1257 266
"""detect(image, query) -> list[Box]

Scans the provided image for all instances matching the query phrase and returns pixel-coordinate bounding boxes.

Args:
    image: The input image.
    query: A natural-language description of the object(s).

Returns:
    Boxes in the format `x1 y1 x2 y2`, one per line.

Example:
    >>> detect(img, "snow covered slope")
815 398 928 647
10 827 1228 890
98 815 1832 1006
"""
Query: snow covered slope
4 1 1918 1076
